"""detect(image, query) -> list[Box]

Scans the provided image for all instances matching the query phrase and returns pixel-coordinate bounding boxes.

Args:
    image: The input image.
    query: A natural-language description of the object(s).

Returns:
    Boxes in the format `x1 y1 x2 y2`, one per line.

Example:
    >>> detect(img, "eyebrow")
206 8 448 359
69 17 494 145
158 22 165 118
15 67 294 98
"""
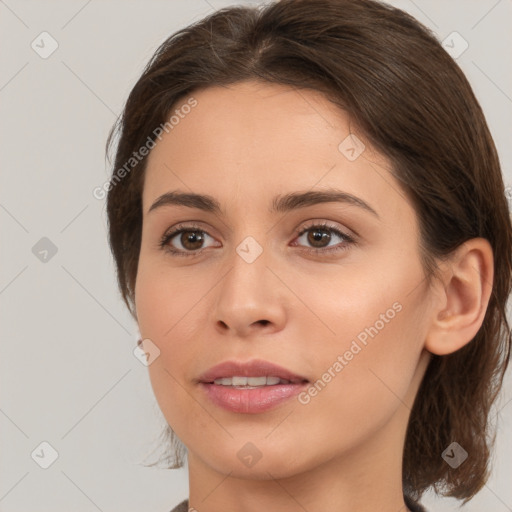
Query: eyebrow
148 189 379 218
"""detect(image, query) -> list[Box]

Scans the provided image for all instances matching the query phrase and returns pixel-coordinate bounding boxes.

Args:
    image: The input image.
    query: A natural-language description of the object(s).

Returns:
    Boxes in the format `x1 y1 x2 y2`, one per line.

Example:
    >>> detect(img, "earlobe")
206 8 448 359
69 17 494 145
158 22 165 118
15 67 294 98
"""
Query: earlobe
424 238 494 356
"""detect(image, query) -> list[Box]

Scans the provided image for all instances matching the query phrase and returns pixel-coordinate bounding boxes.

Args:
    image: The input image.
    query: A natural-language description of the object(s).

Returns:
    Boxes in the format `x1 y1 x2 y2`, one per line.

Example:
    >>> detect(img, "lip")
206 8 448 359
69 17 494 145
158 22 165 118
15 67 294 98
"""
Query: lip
198 359 309 414
198 359 308 383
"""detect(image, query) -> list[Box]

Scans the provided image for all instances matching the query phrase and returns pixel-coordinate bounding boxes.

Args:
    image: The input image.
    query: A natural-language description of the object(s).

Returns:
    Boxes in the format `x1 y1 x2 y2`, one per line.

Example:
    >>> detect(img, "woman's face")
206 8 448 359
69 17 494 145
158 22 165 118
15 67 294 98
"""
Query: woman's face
135 80 433 480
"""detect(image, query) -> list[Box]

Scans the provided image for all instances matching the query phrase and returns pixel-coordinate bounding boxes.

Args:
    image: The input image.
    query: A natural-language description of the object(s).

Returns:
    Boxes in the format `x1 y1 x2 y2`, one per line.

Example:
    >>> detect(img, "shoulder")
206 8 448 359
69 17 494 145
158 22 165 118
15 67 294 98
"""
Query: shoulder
169 499 189 512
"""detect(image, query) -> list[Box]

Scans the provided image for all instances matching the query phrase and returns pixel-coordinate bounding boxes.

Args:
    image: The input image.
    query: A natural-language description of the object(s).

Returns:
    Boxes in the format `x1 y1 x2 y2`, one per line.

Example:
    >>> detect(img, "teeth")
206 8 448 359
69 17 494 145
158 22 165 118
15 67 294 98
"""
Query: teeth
247 376 267 386
213 376 289 387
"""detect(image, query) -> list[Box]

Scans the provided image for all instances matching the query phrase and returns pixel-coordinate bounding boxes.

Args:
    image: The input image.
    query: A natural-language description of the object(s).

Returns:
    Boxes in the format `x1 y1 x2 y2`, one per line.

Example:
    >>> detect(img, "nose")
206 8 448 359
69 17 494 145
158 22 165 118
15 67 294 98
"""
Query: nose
212 243 287 339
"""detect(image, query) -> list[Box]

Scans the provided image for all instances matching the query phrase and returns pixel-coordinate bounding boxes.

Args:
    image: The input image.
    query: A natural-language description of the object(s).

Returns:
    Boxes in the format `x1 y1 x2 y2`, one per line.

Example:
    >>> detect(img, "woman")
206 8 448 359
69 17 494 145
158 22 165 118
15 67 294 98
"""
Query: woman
105 0 512 510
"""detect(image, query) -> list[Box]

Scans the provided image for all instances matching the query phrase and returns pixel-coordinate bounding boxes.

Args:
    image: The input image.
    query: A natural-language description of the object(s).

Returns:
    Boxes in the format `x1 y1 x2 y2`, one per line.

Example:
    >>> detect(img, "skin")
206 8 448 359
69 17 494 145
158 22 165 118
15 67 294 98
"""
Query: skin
135 80 493 512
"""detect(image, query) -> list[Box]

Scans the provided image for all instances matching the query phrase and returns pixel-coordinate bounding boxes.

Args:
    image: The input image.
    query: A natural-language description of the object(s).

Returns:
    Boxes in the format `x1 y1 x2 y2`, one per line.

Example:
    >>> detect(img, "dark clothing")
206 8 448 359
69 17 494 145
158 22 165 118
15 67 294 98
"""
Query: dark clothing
169 500 188 512
170 495 427 511
405 494 427 512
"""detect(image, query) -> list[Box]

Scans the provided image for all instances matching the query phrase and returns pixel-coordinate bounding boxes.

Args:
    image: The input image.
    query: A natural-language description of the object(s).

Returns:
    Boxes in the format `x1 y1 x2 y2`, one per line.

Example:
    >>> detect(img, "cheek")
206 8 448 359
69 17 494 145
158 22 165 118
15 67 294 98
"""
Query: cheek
288 252 426 414
134 260 212 425
283 299 423 463
135 256 207 339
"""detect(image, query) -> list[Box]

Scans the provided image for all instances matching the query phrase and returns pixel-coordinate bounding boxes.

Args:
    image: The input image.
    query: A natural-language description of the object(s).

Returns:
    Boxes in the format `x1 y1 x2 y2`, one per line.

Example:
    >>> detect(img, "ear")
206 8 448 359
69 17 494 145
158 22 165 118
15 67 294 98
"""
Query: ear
424 238 494 356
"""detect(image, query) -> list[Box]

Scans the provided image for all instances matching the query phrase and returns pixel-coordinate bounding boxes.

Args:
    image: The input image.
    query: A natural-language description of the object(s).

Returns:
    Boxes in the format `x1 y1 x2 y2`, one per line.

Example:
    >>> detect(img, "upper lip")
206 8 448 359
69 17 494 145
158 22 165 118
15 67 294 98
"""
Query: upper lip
198 359 309 384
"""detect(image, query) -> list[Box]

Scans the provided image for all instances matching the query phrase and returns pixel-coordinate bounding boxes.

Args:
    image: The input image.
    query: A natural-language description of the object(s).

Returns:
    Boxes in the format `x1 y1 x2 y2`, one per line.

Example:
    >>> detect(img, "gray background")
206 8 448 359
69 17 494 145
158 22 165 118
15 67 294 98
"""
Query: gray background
1 0 511 510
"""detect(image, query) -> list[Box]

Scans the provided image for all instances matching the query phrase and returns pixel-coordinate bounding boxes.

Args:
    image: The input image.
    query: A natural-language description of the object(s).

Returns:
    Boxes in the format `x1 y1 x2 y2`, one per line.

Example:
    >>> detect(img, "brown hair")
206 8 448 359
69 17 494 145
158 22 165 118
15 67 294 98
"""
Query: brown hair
105 0 512 503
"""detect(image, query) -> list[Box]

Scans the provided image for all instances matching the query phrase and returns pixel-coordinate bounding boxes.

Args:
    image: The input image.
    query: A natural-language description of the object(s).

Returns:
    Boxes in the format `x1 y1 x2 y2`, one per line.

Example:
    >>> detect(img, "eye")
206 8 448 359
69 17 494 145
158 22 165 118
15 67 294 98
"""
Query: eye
159 221 356 258
159 223 219 257
292 221 355 254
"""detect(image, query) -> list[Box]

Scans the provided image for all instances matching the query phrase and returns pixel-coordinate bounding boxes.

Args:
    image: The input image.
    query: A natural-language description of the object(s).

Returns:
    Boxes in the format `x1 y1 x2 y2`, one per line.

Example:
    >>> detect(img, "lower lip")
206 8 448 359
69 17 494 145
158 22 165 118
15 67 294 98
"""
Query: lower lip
200 382 308 413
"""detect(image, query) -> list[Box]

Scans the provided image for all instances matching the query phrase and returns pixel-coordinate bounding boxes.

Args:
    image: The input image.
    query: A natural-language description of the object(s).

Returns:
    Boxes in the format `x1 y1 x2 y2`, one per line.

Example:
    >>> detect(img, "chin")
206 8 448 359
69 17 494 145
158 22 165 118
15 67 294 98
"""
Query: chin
193 441 315 480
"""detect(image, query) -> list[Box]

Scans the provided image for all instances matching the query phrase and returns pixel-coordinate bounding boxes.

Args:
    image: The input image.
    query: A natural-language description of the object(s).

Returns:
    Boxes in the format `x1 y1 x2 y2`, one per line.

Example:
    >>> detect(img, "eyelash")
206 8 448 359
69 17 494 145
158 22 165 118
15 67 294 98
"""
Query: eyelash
158 221 356 258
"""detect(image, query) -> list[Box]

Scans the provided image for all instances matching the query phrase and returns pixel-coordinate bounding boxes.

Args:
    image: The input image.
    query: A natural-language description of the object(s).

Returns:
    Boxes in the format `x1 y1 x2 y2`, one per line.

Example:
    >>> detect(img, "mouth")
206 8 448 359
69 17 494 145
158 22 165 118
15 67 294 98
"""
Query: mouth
211 375 302 388
198 359 309 414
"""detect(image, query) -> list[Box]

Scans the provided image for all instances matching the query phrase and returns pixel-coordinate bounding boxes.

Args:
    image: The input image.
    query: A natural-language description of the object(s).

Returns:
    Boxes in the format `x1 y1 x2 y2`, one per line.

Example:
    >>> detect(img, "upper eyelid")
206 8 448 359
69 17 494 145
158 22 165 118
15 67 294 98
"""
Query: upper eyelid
296 220 351 235
165 220 350 236
164 220 354 246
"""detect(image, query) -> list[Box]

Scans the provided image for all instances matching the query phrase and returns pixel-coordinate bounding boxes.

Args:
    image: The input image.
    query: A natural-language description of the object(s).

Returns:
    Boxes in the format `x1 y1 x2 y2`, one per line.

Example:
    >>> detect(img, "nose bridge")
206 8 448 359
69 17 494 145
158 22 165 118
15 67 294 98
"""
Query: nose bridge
222 233 270 306
212 231 285 335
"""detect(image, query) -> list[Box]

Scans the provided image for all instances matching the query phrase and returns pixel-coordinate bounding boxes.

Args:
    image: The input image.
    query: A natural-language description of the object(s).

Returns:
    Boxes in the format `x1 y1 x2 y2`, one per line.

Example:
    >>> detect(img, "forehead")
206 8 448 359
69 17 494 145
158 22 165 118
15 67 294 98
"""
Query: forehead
187 80 343 120
177 80 351 146
142 80 408 220
146 80 353 170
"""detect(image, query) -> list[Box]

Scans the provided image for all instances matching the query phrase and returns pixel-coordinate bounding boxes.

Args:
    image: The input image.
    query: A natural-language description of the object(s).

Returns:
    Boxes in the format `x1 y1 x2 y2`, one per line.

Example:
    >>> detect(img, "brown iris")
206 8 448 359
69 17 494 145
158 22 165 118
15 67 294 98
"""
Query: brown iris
307 228 331 248
180 230 205 250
